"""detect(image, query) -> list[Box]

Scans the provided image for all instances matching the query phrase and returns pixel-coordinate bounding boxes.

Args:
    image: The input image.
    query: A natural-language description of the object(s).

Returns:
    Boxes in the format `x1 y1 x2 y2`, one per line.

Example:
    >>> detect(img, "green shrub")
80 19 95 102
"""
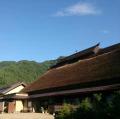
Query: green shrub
55 92 120 119
80 97 92 111
56 103 74 119
107 91 120 119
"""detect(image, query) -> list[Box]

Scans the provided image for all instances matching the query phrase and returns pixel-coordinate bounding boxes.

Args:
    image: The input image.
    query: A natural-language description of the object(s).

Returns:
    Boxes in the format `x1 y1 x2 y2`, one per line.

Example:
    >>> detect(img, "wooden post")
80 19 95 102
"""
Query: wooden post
2 101 5 113
0 102 4 113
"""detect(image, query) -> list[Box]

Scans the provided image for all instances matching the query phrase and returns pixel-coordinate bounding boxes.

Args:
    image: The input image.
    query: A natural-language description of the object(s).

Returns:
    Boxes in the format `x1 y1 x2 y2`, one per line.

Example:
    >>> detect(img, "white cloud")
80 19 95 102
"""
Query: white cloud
102 30 109 34
54 2 101 16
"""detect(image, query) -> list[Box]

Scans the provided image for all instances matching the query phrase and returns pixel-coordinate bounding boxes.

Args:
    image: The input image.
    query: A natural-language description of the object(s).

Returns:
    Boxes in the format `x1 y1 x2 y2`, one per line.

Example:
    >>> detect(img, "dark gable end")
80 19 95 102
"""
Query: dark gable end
98 43 120 55
22 43 120 94
50 43 100 69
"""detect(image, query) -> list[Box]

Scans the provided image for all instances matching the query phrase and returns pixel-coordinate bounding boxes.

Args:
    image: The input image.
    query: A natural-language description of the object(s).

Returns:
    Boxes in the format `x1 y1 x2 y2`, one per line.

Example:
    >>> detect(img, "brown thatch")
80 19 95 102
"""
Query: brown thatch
51 43 100 68
51 43 120 69
23 46 120 93
98 43 120 55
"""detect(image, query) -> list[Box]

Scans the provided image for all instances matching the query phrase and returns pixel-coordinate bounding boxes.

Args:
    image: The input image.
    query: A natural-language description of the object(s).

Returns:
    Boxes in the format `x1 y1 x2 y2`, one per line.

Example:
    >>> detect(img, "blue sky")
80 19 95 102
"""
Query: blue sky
0 0 119 62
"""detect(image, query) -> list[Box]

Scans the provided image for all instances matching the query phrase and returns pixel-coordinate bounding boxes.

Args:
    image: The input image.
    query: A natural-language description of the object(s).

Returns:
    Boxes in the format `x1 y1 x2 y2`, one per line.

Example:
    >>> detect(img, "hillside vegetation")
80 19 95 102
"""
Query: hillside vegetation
0 60 56 87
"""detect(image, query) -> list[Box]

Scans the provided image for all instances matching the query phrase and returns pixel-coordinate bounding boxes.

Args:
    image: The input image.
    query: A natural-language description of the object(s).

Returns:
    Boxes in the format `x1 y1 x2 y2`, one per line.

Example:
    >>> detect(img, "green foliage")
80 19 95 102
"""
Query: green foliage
73 97 94 119
0 60 56 87
93 93 102 101
107 91 120 119
80 97 92 111
56 103 74 119
55 92 120 119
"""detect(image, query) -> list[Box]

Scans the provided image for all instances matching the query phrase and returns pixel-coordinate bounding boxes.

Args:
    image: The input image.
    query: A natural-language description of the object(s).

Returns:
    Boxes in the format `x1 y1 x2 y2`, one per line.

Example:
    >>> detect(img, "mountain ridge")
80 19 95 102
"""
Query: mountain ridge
0 60 57 87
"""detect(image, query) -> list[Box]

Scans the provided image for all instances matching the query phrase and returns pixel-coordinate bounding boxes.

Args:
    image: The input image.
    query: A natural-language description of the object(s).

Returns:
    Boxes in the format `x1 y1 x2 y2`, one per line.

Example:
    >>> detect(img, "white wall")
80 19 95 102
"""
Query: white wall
6 85 24 95
15 100 24 112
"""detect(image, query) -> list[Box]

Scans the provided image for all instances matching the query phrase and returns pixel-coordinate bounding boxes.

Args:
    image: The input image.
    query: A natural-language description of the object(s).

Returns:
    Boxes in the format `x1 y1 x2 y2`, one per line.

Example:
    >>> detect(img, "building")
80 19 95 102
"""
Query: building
22 43 120 113
0 82 30 113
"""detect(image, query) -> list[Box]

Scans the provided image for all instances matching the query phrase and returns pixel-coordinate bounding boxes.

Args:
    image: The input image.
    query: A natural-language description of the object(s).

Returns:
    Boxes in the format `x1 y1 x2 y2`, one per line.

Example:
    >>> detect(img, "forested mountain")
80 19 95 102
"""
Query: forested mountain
0 60 56 87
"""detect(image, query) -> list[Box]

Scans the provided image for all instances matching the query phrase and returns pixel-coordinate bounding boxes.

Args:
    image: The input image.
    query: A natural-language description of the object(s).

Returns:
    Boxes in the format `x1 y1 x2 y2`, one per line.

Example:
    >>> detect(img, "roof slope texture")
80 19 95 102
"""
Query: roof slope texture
0 82 28 100
0 82 27 95
23 45 120 97
51 43 100 68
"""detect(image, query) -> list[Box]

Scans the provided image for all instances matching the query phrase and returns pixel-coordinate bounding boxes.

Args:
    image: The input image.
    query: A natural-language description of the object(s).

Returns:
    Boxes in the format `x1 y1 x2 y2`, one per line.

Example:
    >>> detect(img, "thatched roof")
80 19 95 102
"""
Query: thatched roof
51 43 100 68
23 44 120 93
